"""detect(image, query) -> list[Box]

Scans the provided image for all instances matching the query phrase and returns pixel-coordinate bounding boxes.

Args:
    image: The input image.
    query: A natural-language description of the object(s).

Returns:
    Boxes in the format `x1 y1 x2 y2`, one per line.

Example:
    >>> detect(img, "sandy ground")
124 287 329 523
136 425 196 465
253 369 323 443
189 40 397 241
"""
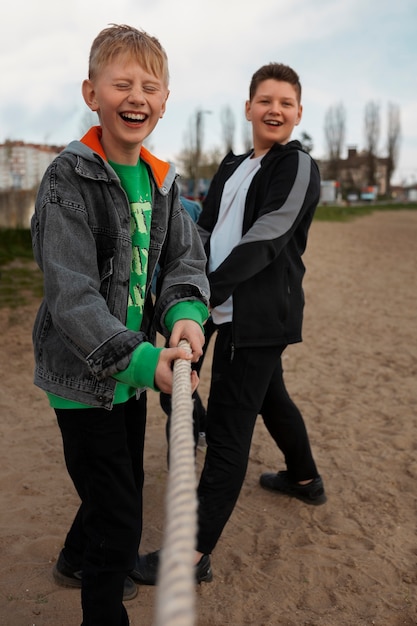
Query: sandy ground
0 210 416 626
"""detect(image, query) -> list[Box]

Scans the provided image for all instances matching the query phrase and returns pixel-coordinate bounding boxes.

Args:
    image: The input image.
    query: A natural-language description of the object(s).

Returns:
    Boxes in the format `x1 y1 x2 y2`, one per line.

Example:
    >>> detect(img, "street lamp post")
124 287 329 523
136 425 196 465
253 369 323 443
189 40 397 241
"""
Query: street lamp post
194 109 211 200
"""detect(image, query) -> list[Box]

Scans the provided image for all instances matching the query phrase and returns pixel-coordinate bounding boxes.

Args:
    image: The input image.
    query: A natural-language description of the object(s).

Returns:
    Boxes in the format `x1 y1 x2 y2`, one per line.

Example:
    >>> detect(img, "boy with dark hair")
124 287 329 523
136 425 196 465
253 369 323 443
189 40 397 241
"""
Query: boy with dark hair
135 61 325 585
31 24 209 626
194 61 326 563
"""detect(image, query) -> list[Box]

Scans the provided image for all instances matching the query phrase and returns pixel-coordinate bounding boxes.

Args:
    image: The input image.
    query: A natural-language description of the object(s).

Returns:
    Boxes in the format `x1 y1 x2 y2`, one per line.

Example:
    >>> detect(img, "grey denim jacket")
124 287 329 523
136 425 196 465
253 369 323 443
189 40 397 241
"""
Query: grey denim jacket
31 138 209 409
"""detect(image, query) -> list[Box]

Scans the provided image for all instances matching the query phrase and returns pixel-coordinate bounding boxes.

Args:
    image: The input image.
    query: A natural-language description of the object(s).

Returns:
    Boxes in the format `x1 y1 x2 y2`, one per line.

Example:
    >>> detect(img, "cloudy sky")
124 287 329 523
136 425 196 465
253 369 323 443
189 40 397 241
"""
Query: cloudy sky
1 0 416 184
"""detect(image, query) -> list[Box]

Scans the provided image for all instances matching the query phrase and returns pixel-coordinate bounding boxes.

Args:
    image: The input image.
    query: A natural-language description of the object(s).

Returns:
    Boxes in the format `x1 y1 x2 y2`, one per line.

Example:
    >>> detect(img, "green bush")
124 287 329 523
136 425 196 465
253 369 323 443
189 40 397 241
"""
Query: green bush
0 228 34 265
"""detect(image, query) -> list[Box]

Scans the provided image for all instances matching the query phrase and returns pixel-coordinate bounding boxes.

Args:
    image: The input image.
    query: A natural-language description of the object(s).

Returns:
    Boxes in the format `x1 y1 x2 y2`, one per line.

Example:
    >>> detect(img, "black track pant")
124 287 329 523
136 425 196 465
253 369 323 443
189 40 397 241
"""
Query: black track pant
56 394 146 626
196 323 318 554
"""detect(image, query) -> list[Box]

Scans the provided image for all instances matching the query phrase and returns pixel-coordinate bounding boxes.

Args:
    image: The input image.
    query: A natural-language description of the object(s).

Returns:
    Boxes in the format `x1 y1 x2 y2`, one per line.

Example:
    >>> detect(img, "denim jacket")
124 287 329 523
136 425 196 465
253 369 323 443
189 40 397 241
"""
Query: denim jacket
31 129 209 408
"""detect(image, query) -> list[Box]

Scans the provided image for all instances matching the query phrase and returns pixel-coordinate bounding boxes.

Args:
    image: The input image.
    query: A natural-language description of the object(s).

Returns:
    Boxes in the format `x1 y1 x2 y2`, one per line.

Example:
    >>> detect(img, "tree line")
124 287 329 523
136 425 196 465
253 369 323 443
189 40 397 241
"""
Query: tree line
323 101 400 195
176 102 401 198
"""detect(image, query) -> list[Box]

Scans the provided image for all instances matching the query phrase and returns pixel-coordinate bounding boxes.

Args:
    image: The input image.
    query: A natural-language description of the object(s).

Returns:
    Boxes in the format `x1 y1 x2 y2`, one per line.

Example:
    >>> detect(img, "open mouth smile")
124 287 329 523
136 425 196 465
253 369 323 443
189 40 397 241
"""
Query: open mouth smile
120 112 146 124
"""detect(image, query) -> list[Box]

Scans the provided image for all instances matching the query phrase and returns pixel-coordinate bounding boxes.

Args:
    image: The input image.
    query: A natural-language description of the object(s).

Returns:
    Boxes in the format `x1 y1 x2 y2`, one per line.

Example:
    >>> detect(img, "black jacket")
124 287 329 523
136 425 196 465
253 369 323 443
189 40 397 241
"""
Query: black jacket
197 140 320 348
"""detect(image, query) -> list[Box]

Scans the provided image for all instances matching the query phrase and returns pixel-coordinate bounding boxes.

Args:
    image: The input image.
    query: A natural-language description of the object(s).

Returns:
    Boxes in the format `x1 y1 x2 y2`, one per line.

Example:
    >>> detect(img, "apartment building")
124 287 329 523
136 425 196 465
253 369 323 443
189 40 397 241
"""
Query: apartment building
0 140 64 191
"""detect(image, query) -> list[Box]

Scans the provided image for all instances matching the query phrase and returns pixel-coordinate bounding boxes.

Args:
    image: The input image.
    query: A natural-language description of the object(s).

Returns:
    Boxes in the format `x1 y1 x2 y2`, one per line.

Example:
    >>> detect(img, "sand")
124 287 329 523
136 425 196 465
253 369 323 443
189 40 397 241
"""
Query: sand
0 210 416 626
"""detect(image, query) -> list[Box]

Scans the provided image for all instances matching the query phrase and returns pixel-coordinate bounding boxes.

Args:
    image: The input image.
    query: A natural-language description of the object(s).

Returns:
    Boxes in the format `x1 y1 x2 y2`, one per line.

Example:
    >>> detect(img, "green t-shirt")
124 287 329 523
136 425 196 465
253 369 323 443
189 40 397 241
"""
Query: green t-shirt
110 159 152 403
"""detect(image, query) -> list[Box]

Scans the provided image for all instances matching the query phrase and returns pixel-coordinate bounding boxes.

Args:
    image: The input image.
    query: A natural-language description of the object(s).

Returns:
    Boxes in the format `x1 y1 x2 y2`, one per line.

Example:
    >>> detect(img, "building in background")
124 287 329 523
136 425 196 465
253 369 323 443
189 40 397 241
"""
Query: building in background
317 146 390 202
0 140 64 191
0 141 64 227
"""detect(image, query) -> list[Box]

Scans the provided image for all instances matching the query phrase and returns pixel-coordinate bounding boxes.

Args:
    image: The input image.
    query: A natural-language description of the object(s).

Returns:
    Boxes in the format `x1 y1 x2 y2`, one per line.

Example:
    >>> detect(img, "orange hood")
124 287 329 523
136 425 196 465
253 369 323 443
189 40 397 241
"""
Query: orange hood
80 126 172 190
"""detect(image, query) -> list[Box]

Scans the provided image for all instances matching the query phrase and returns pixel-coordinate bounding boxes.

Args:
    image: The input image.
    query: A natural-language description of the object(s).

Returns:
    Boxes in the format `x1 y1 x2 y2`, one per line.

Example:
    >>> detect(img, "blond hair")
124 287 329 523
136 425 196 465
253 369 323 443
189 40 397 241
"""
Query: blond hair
88 24 169 85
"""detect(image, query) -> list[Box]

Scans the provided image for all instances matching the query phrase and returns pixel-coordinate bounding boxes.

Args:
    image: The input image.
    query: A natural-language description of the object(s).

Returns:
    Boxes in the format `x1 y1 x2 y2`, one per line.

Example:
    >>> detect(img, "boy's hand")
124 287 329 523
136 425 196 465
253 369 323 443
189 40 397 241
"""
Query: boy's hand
154 347 199 394
169 320 205 362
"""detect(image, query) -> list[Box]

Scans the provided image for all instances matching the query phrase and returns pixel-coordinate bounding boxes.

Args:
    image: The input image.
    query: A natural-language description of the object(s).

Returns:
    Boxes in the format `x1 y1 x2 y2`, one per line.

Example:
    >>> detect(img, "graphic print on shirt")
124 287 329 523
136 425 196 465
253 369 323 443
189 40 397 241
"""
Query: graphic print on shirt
130 201 152 316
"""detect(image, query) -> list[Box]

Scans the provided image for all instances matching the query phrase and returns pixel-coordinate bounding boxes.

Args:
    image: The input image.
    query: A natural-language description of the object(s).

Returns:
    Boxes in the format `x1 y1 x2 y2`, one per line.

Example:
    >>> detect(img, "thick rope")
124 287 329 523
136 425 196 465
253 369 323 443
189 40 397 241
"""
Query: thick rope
154 339 197 626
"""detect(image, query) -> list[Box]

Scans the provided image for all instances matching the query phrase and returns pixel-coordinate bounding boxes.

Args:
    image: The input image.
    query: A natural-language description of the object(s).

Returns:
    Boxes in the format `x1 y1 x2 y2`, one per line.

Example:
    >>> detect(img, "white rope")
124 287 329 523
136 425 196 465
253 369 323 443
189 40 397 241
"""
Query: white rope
153 339 197 626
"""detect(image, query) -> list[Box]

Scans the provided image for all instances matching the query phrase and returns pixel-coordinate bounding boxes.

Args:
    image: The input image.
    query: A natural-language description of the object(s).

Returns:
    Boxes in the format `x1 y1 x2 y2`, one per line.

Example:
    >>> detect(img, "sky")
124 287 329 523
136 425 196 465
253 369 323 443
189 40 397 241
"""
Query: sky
1 0 416 185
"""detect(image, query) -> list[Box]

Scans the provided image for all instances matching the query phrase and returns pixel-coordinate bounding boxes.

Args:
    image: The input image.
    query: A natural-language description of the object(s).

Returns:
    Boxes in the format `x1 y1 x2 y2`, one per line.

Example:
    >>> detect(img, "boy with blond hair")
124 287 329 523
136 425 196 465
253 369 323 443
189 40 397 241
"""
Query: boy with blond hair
31 24 209 625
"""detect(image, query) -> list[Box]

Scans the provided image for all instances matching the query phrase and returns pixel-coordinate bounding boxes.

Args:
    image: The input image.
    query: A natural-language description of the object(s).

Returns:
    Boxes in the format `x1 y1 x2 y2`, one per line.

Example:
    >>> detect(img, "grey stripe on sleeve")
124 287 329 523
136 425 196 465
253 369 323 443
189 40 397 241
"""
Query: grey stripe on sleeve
239 151 311 245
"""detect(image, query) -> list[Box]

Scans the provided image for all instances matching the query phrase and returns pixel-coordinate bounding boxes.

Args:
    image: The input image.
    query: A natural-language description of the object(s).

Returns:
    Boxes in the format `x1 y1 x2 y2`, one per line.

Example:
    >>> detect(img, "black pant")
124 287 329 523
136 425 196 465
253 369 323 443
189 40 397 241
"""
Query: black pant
196 324 318 554
55 394 146 626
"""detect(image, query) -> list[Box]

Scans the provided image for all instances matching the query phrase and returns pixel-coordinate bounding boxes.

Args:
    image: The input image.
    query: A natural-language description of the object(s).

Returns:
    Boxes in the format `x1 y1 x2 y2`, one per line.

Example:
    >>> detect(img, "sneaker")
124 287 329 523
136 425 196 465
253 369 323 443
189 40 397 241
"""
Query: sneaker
260 470 327 505
130 550 213 585
197 432 207 450
52 550 138 601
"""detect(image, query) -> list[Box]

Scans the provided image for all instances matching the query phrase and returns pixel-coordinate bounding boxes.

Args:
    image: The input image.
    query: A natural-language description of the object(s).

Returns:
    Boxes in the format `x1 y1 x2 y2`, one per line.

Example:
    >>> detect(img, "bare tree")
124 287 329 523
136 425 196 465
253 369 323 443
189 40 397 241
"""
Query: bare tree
323 103 345 180
220 105 235 153
199 147 223 181
193 109 212 198
241 108 252 152
386 103 401 194
300 131 314 154
175 110 213 197
364 101 380 186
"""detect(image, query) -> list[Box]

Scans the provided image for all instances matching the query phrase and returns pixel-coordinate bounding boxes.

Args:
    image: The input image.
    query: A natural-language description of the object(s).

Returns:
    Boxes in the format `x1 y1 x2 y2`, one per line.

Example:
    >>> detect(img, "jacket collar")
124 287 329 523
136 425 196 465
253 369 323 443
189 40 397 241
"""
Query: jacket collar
80 126 173 192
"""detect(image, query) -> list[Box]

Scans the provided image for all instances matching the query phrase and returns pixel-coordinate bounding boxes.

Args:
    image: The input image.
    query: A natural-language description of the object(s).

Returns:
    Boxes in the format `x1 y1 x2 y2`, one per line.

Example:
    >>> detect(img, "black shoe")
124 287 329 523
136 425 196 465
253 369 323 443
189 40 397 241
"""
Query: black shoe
130 550 213 585
260 470 327 505
52 550 138 601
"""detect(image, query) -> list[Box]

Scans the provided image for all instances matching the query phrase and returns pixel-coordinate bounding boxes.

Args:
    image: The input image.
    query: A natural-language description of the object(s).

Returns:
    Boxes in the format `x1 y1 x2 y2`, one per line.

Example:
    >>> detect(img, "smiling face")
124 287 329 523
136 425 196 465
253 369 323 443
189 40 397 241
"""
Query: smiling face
245 79 302 157
82 55 169 164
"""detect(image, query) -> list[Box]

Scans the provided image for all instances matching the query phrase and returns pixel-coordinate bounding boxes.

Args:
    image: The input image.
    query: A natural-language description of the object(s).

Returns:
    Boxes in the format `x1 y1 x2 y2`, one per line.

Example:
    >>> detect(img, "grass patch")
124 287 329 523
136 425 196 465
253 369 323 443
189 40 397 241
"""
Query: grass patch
314 202 417 222
0 228 43 309
0 262 43 309
0 228 34 265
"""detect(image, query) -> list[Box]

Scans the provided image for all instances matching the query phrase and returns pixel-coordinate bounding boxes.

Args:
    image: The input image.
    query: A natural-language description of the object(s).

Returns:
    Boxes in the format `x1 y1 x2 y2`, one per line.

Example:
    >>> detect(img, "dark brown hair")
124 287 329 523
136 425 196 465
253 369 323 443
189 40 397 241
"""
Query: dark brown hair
249 63 301 102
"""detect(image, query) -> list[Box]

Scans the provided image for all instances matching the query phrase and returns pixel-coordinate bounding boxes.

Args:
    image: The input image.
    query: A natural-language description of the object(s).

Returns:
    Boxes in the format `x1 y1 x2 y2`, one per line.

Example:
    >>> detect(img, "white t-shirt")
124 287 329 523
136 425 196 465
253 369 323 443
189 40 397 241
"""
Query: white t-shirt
209 154 262 325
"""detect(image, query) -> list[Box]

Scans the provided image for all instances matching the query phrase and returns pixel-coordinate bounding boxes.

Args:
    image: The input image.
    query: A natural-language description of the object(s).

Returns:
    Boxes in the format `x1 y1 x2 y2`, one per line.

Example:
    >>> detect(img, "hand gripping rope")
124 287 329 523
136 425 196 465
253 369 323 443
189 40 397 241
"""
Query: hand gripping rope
154 339 197 626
